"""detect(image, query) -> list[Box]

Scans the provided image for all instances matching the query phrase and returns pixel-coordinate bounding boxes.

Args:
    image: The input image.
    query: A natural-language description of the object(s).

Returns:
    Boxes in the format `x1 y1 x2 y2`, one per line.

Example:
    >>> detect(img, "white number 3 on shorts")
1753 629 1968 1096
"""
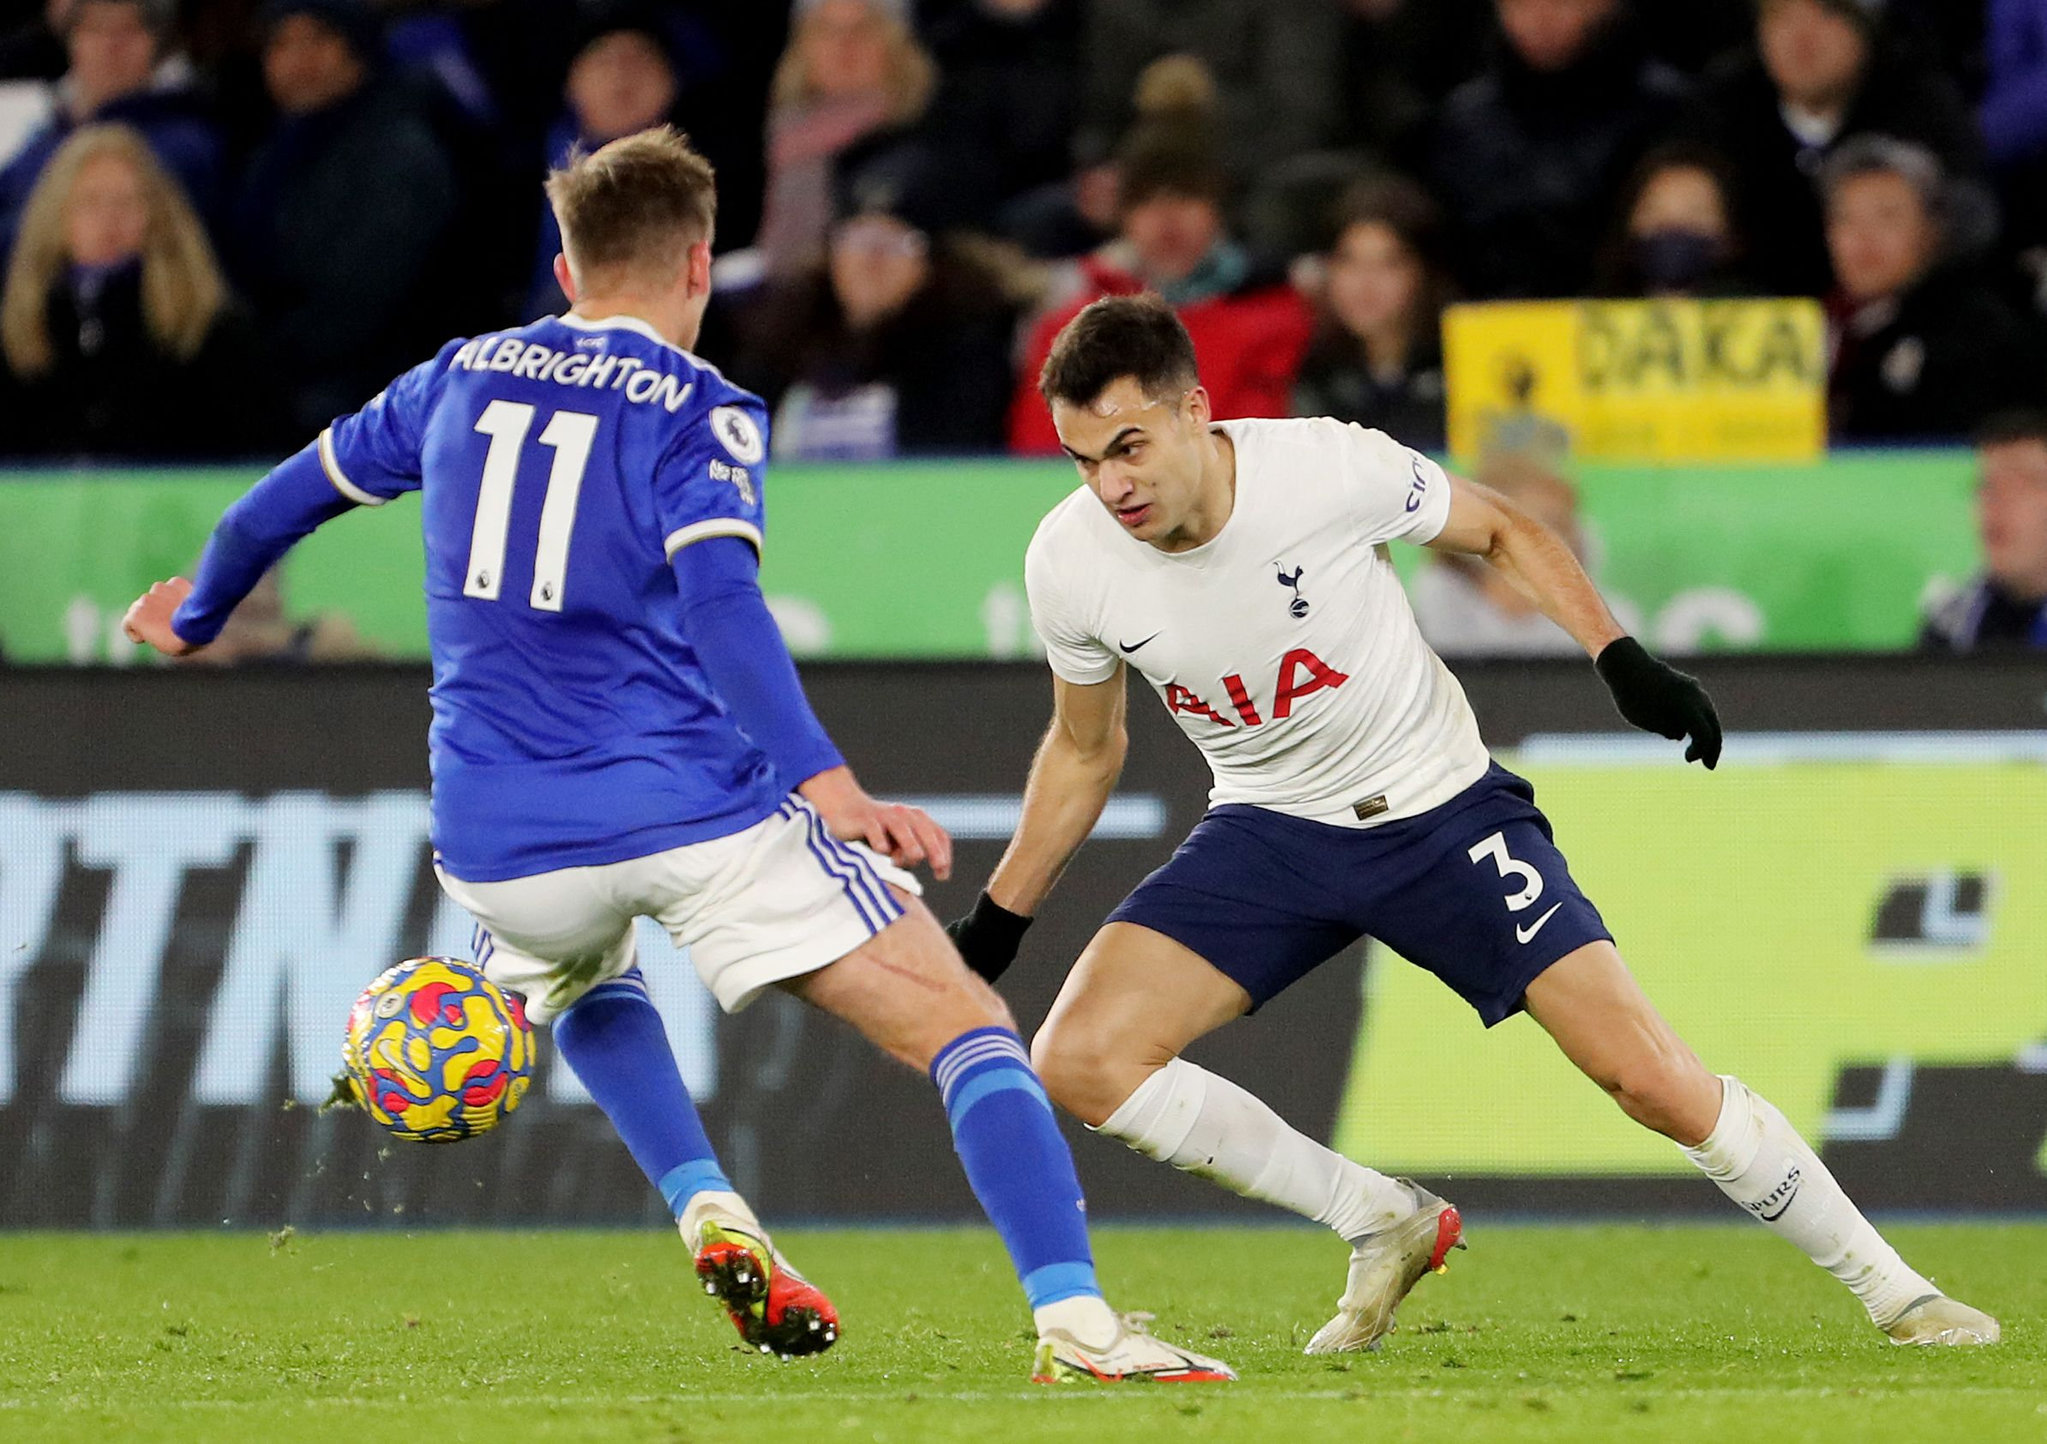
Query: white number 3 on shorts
1467 830 1545 913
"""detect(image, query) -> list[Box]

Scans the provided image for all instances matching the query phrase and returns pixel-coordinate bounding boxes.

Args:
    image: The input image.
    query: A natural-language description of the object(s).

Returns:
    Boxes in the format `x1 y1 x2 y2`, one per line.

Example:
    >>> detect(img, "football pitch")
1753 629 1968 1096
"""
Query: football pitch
1 1223 2040 1443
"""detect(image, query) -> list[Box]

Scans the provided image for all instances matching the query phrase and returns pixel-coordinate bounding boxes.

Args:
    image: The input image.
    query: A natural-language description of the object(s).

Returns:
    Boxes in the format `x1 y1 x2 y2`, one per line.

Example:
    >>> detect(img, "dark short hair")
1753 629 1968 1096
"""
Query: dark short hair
260 0 381 58
1331 173 1443 259
1038 293 1199 408
1976 409 2047 450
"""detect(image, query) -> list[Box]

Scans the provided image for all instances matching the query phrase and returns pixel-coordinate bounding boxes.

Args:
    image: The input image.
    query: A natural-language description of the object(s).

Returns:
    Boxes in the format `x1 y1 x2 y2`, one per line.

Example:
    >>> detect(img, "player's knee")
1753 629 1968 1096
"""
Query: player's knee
1029 1017 1125 1127
947 973 1018 1044
893 954 1017 1071
1603 1045 1713 1142
1027 1022 1069 1094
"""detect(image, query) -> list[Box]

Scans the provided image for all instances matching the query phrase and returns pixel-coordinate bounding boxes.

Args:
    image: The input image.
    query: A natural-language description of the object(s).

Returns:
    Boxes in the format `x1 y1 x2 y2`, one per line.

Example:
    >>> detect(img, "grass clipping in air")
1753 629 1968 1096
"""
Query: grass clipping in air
0 1223 2036 1442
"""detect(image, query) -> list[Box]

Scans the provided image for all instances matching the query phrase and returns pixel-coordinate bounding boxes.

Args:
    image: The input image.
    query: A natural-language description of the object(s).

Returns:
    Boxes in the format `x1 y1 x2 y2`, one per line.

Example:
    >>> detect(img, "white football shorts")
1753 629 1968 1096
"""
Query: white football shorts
435 796 921 1024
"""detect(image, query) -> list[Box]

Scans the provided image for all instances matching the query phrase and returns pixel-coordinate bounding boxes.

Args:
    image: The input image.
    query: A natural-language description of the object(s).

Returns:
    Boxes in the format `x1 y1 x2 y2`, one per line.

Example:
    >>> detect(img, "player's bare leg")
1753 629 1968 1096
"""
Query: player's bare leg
1525 941 1998 1346
784 892 1020 1071
1031 921 1461 1353
786 895 1234 1382
1029 923 1248 1124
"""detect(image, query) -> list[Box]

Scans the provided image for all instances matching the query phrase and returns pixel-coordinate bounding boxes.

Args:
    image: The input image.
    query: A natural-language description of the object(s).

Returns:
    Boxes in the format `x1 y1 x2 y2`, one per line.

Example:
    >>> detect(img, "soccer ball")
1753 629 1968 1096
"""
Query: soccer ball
342 957 533 1143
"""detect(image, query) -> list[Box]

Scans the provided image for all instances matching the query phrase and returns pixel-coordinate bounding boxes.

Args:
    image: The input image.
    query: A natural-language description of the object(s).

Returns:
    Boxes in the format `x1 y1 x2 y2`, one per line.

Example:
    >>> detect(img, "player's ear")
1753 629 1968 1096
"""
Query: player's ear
686 238 713 299
552 254 577 305
1183 385 1213 429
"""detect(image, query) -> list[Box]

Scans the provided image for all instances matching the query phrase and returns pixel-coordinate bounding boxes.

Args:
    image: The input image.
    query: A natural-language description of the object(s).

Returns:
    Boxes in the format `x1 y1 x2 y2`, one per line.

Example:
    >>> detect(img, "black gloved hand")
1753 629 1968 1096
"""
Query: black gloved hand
945 892 1032 983
1594 636 1723 769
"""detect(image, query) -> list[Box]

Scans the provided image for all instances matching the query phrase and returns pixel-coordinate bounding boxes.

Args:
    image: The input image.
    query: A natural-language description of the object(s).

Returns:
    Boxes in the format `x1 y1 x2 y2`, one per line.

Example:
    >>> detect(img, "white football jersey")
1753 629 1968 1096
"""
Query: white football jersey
1026 416 1492 828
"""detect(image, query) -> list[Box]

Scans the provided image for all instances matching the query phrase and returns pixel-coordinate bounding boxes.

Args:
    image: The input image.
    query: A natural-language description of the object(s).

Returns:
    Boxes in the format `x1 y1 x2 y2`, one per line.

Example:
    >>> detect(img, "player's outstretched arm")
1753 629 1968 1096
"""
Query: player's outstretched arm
1426 473 1626 656
1426 473 1722 768
122 442 359 658
949 670 1128 982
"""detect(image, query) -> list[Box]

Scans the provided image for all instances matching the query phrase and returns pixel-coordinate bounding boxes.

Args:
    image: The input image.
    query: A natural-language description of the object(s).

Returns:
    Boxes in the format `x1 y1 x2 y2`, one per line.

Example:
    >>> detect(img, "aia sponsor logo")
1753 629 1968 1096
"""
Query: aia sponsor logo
1164 648 1349 728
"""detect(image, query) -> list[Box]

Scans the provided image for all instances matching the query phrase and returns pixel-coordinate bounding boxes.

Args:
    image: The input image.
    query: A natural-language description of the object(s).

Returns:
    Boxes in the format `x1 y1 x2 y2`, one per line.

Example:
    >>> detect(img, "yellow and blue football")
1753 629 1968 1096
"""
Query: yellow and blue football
342 957 533 1143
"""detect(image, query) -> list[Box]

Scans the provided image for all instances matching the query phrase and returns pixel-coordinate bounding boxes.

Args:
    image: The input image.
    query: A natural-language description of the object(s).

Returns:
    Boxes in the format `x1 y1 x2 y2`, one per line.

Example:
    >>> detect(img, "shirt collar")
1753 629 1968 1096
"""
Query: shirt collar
558 312 686 355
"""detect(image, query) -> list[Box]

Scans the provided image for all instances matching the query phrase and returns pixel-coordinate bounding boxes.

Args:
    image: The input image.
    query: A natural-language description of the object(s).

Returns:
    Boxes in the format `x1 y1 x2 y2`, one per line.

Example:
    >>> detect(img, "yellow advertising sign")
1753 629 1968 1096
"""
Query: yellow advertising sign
1443 298 1827 462
1333 747 2047 1175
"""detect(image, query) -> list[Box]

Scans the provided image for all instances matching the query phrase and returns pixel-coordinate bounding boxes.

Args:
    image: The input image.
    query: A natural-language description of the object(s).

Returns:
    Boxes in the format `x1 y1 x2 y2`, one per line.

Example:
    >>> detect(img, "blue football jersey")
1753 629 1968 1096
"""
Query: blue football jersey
318 313 788 881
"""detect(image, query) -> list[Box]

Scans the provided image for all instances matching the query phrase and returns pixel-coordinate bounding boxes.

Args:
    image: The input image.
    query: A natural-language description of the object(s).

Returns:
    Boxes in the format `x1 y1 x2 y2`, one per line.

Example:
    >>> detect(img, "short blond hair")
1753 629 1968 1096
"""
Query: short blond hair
2 124 225 377
544 126 717 293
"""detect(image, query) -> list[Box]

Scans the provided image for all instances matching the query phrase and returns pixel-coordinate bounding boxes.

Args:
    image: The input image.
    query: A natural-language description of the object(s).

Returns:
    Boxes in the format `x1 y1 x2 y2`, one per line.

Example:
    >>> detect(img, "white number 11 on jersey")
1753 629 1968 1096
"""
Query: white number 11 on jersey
465 399 600 612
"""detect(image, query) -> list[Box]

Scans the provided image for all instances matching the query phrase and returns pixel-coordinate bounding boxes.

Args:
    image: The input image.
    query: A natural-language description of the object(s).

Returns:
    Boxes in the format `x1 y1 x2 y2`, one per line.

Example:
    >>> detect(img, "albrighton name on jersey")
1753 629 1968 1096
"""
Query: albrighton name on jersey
1026 417 1491 827
445 333 699 412
316 313 784 882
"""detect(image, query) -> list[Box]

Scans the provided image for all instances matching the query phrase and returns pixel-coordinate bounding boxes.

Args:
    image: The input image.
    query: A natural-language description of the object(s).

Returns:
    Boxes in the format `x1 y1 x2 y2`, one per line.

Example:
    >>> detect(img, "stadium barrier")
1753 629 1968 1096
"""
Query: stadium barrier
2 656 2043 1228
0 449 1978 664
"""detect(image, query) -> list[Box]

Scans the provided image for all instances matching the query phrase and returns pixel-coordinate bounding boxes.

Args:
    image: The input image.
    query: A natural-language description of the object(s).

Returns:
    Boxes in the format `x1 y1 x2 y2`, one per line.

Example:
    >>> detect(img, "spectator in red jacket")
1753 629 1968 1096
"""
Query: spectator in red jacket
1008 123 1311 453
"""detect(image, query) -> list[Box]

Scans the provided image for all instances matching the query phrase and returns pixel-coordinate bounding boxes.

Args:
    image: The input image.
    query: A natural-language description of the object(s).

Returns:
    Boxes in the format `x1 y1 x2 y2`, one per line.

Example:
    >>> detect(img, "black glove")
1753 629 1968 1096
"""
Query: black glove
1595 636 1723 769
945 892 1033 983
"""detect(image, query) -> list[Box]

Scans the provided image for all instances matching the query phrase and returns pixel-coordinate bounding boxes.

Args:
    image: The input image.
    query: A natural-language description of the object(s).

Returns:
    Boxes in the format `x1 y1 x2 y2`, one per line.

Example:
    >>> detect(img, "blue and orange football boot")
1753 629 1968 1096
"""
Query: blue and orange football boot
682 1194 839 1358
1305 1178 1466 1353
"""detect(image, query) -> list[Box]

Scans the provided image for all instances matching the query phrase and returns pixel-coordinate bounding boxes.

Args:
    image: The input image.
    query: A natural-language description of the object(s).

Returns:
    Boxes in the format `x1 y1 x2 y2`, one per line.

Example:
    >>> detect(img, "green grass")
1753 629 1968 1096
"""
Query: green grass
0 1224 2041 1442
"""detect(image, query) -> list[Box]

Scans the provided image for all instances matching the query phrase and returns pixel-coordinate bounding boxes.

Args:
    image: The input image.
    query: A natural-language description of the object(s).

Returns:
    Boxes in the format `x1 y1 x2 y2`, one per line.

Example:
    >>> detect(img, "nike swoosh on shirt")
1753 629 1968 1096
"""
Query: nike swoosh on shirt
1515 902 1564 945
1119 633 1162 653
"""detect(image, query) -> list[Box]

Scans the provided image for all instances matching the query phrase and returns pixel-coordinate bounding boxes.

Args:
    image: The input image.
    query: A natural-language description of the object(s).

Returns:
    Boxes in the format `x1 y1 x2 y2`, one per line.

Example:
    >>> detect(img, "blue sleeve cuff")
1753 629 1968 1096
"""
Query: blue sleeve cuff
672 535 844 787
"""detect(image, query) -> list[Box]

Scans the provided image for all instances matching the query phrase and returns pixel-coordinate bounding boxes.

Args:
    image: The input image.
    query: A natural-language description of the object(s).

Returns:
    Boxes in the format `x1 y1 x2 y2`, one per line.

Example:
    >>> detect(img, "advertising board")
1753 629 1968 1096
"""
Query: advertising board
2 658 2042 1224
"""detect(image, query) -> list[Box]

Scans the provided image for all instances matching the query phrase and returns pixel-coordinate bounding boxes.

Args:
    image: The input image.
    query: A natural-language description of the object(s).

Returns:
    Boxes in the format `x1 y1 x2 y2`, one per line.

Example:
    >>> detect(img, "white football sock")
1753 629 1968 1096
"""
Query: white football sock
1096 1057 1414 1245
1033 1293 1120 1345
1683 1075 1937 1327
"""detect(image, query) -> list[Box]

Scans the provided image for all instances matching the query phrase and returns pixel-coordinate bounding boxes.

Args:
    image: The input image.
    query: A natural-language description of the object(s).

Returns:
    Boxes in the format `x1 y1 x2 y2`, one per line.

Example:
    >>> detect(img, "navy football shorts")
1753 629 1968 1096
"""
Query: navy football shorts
1106 763 1612 1025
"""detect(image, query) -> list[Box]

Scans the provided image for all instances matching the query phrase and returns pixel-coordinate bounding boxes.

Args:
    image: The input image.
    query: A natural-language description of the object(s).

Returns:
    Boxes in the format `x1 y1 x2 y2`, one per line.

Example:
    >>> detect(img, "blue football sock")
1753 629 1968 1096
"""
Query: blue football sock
930 1026 1100 1307
550 967 730 1217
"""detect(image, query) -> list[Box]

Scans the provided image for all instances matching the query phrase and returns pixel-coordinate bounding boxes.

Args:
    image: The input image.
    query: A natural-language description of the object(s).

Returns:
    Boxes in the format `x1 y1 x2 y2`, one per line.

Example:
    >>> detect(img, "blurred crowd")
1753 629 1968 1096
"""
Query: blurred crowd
0 0 2045 466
